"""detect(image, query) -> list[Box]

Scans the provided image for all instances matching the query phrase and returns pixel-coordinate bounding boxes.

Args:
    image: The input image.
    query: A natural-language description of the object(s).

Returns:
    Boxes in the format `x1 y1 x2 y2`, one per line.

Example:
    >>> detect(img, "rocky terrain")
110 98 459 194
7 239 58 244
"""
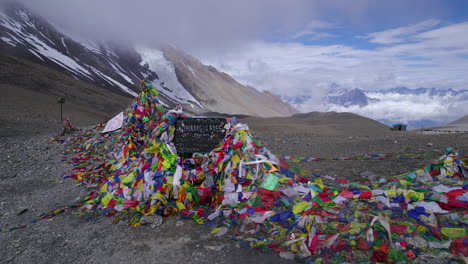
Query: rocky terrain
1 105 467 263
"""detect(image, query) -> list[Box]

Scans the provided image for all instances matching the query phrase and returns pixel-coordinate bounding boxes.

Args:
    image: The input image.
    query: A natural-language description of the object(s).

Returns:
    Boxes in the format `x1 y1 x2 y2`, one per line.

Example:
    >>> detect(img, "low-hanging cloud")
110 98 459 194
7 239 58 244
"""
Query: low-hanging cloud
326 93 468 126
14 0 452 54
16 0 316 54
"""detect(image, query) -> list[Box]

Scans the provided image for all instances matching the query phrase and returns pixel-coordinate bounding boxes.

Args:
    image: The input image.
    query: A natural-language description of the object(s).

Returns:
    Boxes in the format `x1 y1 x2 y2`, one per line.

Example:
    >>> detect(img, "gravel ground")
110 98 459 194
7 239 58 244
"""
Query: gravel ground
1 118 467 263
0 133 289 264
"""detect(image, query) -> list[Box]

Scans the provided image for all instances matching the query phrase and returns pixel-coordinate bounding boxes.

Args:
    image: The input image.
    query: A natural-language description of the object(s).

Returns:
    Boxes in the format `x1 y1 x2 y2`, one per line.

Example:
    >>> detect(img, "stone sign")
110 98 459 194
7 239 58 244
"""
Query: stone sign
174 118 227 153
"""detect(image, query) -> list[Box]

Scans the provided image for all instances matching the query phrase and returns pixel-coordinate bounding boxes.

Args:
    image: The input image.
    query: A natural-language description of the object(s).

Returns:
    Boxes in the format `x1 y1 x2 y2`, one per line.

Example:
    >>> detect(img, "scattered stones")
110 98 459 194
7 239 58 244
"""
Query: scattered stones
140 215 163 228
175 221 184 227
427 142 433 147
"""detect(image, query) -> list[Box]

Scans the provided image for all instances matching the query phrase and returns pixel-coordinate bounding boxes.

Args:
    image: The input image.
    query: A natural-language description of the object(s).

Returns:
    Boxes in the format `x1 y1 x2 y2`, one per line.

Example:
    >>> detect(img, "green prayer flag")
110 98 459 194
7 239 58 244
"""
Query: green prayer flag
261 173 279 191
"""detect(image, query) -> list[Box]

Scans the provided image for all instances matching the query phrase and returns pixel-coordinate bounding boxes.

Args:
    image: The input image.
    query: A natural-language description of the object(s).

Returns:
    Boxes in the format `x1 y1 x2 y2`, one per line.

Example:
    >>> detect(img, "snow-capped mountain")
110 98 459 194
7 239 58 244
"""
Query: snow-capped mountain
0 2 297 117
0 5 150 97
326 89 377 107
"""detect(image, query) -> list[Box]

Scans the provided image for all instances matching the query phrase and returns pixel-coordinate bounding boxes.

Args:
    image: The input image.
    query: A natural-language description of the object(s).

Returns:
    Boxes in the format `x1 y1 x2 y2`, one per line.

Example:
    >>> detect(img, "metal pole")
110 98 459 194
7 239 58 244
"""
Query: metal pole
58 97 65 125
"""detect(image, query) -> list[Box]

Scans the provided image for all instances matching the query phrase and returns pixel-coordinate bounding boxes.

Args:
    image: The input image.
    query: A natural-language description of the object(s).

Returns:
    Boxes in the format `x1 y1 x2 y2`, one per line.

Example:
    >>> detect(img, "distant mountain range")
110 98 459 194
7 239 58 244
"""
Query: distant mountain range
325 87 468 107
322 86 468 128
0 2 297 117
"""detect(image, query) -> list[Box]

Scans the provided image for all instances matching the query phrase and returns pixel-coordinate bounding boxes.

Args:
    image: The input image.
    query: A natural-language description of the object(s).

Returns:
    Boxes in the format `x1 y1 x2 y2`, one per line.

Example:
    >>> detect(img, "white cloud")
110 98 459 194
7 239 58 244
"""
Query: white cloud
358 19 441 44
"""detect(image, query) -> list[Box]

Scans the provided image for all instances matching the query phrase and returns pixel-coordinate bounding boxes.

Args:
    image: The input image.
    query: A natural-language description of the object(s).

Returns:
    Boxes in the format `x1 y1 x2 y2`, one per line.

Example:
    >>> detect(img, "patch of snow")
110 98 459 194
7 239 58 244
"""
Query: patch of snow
16 10 35 28
28 49 44 61
0 13 24 33
90 67 138 97
7 32 25 45
114 62 127 74
130 71 140 80
187 65 199 79
79 40 102 54
17 11 29 21
61 37 69 53
38 31 55 46
108 60 133 84
1 11 93 80
23 34 93 78
104 46 119 58
136 47 202 107
1 36 16 46
70 34 102 54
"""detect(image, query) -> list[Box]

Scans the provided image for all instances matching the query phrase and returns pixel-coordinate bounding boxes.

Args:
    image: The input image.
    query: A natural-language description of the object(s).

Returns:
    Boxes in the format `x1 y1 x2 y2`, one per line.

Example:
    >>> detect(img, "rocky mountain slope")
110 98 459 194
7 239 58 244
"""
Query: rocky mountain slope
450 114 468 125
161 45 298 116
0 2 297 117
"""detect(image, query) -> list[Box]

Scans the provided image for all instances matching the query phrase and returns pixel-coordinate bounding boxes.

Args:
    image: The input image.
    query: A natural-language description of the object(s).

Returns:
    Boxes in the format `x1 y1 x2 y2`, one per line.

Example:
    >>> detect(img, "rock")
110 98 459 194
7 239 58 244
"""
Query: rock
191 251 204 259
406 236 428 249
427 142 433 147
279 251 295 260
140 215 163 228
175 221 184 227
213 227 229 237
203 245 225 251
360 171 377 181
13 238 21 248
17 208 28 215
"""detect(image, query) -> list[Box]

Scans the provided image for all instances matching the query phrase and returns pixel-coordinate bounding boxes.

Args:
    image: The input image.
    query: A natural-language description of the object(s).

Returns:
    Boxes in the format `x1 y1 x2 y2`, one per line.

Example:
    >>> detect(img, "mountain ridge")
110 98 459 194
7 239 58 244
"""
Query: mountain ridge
450 114 468 125
0 3 297 117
